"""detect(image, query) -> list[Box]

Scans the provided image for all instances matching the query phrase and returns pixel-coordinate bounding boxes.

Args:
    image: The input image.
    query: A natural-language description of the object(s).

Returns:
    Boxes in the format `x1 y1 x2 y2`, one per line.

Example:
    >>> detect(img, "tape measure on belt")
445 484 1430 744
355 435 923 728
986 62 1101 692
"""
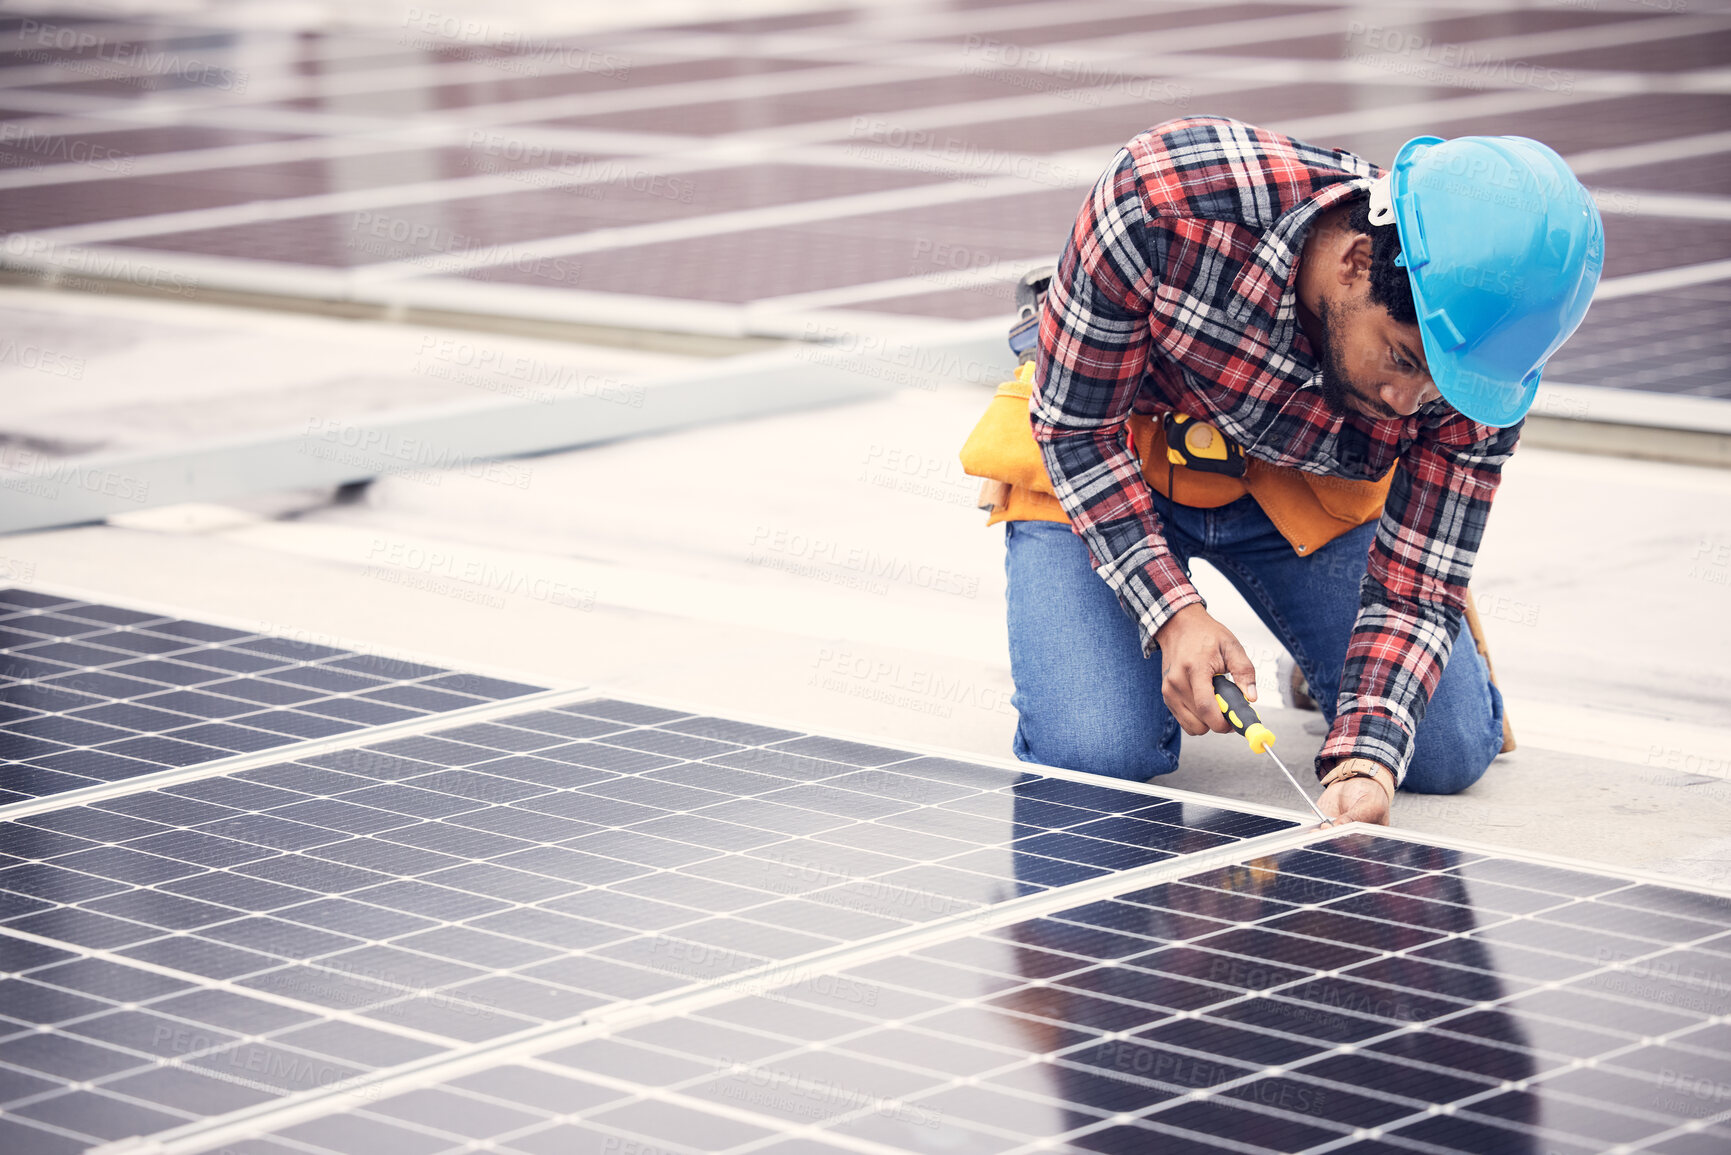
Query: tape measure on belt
1162 412 1247 478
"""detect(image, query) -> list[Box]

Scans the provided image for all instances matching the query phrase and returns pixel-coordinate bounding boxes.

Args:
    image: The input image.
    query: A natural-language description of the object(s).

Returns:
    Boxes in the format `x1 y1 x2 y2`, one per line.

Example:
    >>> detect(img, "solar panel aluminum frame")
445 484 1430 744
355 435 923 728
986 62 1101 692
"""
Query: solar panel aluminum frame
0 579 581 712
523 826 1731 1155
1 661 1312 1153
0 579 583 817
80 784 1322 1155
494 679 1319 830
0 315 1015 534
126 794 1731 1155
0 579 1310 825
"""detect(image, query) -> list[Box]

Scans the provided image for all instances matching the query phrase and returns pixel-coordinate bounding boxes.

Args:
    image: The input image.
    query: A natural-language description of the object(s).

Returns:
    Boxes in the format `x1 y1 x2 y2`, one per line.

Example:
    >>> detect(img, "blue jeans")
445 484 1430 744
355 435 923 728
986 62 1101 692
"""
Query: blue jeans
1004 495 1504 795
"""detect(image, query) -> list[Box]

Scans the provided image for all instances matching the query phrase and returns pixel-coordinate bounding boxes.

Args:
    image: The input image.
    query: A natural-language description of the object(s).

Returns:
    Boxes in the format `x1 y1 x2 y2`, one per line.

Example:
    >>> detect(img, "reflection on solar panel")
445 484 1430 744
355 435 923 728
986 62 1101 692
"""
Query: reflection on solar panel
210 830 1731 1155
0 696 1296 1153
0 589 550 803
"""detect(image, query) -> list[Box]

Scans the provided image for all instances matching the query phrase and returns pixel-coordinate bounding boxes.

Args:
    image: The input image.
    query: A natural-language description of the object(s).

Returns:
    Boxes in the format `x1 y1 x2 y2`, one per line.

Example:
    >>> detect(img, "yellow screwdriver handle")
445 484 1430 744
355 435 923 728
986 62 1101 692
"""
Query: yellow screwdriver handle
1212 674 1277 755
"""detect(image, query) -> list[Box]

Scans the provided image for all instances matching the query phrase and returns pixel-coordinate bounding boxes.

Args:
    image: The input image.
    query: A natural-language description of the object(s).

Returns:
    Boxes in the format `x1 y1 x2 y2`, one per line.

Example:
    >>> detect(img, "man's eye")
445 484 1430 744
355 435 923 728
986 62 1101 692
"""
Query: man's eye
1390 351 1414 371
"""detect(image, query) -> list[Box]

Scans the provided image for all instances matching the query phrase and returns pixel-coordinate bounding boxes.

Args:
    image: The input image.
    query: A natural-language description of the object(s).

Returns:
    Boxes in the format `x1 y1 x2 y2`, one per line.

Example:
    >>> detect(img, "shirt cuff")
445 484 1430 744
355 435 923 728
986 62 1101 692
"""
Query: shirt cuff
1316 711 1411 787
1109 549 1203 659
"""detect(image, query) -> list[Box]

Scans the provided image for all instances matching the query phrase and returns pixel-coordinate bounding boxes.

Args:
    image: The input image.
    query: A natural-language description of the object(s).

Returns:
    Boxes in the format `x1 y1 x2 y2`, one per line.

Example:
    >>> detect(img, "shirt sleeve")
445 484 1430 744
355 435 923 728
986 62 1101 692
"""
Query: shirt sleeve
1317 417 1522 785
1030 147 1201 658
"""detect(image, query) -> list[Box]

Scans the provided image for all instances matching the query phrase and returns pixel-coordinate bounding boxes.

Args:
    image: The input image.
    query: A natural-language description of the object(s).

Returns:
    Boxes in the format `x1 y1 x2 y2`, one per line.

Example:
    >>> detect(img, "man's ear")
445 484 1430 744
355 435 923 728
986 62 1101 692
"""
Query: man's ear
1338 231 1374 289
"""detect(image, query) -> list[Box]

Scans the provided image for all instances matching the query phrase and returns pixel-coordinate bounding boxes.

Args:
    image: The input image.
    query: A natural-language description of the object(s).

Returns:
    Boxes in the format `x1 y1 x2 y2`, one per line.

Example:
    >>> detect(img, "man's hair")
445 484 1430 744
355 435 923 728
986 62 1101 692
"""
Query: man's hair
1341 196 1417 326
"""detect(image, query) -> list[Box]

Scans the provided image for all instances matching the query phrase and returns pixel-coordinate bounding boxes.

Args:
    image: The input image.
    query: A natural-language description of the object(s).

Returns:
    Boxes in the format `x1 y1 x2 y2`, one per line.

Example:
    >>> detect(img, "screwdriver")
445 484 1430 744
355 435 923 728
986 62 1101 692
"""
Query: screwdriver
1212 674 1329 823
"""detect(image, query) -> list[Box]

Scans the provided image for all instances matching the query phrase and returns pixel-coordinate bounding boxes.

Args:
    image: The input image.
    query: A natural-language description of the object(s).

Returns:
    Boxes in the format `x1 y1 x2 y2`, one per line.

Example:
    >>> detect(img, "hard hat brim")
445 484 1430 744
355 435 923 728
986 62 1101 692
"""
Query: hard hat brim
1416 326 1540 428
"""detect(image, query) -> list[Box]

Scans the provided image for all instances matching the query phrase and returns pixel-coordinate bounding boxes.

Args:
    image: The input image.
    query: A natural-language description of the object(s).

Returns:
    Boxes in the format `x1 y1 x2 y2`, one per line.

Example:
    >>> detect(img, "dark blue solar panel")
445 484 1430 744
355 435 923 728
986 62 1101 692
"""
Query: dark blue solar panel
0 589 548 802
304 832 1727 1155
0 696 1295 1153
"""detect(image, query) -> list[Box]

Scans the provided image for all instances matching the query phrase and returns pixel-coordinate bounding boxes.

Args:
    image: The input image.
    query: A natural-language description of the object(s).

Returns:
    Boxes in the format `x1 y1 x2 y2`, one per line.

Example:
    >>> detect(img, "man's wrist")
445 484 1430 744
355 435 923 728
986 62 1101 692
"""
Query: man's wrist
1151 600 1208 646
1320 758 1396 803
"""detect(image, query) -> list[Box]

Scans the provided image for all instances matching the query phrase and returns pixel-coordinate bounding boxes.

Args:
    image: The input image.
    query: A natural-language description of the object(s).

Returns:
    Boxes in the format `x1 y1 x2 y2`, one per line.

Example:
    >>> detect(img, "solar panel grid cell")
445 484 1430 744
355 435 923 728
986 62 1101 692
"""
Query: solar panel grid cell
0 590 549 802
277 832 1724 1155
0 694 1298 1152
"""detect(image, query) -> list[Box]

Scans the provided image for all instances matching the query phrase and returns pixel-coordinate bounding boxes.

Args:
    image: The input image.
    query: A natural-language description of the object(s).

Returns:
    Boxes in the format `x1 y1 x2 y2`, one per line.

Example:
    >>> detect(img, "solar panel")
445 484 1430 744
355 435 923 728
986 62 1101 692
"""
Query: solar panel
0 5 1719 398
0 588 552 804
191 829 1731 1155
0 695 1297 1153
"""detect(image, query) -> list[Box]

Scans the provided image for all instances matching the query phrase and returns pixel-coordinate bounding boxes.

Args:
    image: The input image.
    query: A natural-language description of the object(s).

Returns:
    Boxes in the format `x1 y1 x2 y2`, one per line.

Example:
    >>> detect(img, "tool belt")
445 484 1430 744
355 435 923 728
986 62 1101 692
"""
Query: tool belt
958 364 1394 557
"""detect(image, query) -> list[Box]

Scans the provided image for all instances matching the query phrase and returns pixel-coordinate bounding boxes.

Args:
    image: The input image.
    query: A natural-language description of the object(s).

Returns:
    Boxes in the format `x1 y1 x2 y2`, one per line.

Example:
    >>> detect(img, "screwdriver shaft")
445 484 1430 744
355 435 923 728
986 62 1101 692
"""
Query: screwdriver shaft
1210 674 1330 824
1264 747 1330 823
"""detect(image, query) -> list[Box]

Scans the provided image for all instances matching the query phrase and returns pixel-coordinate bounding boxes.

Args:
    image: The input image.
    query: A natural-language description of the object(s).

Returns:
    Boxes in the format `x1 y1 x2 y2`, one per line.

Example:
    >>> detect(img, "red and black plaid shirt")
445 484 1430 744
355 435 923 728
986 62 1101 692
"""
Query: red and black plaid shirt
1032 117 1520 785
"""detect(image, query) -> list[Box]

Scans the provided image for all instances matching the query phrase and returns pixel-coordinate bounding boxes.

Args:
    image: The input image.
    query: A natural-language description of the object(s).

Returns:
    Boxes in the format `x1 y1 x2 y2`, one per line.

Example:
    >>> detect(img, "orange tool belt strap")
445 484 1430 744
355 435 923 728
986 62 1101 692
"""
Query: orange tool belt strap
958 364 1395 558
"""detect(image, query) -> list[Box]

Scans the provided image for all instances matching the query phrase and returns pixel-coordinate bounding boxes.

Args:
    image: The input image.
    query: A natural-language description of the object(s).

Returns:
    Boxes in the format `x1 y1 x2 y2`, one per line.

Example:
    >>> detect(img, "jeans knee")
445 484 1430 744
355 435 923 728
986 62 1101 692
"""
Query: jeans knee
1402 685 1504 796
1400 750 1490 796
1398 658 1509 796
1014 717 1178 782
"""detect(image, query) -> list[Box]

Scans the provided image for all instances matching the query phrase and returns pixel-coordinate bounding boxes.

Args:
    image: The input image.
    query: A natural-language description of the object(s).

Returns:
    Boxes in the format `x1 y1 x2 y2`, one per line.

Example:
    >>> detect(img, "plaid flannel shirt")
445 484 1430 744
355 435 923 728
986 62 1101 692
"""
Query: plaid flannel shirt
1031 116 1521 785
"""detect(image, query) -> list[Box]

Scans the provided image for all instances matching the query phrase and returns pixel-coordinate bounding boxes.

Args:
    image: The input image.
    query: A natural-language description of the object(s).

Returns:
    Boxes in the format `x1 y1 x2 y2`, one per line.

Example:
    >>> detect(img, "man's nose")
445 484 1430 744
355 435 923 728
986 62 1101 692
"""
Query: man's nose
1382 376 1439 417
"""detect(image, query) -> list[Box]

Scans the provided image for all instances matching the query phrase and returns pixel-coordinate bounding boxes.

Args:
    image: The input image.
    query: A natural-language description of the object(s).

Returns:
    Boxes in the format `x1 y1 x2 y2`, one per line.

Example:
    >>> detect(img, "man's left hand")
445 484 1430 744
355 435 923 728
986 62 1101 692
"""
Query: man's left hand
1317 758 1394 826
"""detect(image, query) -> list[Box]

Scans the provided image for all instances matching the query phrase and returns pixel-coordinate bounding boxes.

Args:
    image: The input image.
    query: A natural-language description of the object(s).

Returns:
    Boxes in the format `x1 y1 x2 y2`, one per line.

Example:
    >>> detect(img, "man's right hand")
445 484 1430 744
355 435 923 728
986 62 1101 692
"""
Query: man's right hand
1154 603 1258 736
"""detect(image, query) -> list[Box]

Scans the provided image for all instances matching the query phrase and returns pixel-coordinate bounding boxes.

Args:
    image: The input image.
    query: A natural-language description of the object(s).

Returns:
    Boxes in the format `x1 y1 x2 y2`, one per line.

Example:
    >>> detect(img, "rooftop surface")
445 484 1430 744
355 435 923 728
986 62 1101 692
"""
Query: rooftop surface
0 1 1729 1152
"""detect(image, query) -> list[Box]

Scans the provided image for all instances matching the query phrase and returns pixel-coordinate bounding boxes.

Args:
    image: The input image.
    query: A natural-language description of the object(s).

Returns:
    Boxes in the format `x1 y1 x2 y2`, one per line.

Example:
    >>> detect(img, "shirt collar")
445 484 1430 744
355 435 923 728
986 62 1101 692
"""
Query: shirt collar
1263 175 1377 363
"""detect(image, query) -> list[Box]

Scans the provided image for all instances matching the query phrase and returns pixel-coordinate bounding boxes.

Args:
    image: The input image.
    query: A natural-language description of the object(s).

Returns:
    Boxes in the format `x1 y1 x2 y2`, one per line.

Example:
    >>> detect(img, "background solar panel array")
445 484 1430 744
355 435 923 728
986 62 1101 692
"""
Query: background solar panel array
0 695 1295 1154
240 831 1731 1155
0 2 1725 396
0 588 549 803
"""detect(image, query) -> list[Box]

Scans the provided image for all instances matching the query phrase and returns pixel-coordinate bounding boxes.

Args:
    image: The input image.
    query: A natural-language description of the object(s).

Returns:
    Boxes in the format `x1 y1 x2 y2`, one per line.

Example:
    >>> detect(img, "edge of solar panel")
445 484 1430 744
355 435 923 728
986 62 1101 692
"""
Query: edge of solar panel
0 580 580 703
0 581 583 810
15 593 1726 1155
14 591 1719 1154
553 680 1313 820
0 665 1311 1155
142 821 1731 1155
80 807 1322 1155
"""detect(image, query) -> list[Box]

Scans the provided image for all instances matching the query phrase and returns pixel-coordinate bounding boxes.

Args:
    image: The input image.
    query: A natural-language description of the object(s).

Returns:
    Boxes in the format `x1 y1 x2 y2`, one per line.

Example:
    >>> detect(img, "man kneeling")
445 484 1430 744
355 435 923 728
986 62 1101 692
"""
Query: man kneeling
962 117 1603 825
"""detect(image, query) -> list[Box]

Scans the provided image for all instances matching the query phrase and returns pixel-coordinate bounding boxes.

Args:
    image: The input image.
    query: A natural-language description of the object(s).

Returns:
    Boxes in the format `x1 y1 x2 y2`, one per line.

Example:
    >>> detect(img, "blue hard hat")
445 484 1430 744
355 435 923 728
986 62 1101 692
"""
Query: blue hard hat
1375 134 1604 427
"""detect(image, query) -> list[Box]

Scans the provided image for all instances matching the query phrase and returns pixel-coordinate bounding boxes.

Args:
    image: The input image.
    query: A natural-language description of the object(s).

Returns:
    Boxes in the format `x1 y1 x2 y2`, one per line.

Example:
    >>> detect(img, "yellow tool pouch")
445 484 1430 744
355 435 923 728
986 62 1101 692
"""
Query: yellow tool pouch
958 364 1395 556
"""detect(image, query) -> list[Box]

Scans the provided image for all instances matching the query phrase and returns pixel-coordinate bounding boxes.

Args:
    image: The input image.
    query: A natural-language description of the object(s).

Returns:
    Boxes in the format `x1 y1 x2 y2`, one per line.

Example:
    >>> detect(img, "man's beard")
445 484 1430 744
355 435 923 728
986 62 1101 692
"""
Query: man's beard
1311 296 1363 419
